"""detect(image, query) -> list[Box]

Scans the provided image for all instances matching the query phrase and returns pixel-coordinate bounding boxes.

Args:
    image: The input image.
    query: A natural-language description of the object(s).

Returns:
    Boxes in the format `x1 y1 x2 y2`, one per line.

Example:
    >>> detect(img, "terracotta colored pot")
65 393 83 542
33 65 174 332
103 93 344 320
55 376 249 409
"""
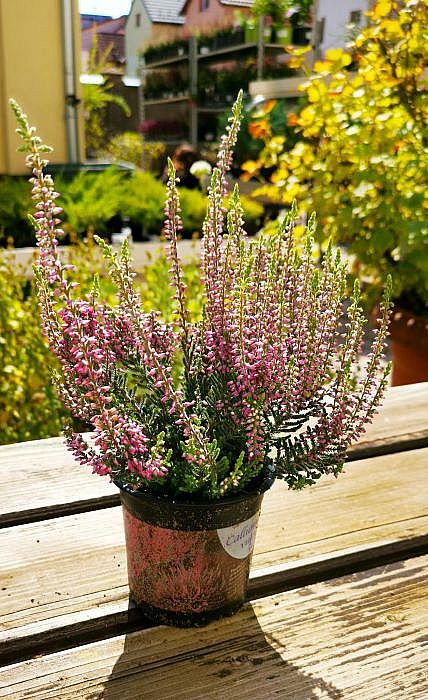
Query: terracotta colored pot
389 308 428 386
116 471 274 627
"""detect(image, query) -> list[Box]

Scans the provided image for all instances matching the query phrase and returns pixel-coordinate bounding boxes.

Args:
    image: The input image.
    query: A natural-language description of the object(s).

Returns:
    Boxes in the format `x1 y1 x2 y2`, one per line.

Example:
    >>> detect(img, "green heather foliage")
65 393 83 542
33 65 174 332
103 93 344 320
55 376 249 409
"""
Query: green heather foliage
0 243 202 445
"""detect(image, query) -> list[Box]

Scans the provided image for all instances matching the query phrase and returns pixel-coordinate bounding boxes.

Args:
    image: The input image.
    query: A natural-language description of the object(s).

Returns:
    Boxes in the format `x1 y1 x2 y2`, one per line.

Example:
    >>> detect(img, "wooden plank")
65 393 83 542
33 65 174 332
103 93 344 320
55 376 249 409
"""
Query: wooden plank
1 555 427 699
1 448 427 664
347 381 428 460
1 382 427 528
0 438 118 528
255 445 428 569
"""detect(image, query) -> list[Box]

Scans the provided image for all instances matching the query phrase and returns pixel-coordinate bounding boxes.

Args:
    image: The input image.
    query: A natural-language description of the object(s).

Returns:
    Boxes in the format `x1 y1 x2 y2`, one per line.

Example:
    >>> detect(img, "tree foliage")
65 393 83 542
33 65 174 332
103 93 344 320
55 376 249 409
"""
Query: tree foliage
245 0 428 312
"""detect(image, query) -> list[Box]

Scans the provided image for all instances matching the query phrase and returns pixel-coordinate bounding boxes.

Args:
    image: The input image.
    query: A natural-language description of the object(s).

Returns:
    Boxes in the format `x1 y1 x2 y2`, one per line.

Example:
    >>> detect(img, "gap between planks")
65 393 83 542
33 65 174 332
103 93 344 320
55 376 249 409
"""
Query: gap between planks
1 533 427 668
2 439 428 530
0 555 427 699
1 382 427 528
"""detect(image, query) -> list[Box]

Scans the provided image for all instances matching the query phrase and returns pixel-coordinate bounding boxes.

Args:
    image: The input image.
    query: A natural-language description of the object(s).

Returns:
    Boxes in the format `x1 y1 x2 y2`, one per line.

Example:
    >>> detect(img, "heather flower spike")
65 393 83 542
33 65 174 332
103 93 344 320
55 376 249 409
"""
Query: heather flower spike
12 95 392 500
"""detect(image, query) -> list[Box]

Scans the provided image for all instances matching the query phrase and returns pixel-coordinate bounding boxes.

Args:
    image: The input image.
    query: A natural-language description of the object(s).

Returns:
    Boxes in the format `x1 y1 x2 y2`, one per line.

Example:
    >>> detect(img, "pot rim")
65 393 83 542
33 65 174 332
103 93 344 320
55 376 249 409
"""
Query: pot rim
114 465 275 509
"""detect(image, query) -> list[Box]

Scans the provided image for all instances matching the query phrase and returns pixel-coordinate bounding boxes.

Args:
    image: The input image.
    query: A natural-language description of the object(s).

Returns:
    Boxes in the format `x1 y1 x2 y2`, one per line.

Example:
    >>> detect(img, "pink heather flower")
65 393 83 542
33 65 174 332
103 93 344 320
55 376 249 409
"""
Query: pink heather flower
12 94 392 499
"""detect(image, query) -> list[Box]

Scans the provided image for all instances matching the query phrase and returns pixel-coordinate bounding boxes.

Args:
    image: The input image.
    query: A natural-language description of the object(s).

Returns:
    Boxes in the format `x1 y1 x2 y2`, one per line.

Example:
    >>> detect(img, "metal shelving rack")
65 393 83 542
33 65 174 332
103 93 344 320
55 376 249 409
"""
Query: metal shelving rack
140 23 291 148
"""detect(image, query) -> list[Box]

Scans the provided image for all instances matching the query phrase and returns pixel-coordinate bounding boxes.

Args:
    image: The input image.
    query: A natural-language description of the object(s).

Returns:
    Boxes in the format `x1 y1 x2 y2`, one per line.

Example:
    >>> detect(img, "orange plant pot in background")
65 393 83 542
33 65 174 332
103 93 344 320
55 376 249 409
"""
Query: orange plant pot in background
389 309 428 386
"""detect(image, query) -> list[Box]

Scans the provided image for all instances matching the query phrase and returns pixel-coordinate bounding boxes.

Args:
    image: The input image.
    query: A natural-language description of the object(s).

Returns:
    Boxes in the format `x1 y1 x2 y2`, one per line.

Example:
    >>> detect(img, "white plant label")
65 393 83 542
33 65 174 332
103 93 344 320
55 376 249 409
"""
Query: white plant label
217 513 259 559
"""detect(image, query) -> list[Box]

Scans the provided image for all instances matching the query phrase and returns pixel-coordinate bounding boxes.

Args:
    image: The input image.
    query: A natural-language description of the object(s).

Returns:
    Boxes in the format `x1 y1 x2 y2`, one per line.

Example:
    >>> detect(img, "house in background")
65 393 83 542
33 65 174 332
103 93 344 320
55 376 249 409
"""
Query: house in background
315 0 367 56
81 14 111 30
181 0 252 34
81 15 127 73
0 0 84 175
81 14 140 137
125 0 186 78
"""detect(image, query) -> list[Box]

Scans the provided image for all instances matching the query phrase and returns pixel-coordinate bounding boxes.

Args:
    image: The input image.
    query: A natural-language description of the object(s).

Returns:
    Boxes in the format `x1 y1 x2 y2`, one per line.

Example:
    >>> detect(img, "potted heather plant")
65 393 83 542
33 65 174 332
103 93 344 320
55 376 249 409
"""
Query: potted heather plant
11 94 391 627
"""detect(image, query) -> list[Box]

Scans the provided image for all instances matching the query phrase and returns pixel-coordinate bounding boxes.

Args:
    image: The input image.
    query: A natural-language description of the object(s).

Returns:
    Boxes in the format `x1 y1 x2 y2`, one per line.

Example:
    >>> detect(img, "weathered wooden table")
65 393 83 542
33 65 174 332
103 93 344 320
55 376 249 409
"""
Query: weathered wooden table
0 382 427 699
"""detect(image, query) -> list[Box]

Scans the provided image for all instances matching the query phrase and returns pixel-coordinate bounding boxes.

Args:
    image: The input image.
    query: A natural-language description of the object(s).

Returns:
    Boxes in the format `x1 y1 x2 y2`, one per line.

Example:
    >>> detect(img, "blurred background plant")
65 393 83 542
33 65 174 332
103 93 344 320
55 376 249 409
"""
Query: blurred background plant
244 0 428 313
57 168 127 238
0 250 68 444
104 131 166 172
2 167 264 246
251 0 294 24
217 97 302 178
0 176 34 248
0 240 202 445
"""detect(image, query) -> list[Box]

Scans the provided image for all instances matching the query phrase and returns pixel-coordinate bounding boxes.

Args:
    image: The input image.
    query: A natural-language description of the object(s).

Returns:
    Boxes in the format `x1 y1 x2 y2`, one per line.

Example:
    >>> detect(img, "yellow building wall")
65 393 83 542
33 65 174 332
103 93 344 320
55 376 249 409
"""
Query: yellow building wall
0 0 84 175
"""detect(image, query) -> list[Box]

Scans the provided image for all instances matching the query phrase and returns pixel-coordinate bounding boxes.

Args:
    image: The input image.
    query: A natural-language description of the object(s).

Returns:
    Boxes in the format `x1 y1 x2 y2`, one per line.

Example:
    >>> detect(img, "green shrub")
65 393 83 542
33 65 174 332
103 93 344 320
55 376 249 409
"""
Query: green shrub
59 169 207 239
179 187 208 234
119 171 166 236
57 168 126 236
1 167 264 247
0 250 65 443
0 176 35 247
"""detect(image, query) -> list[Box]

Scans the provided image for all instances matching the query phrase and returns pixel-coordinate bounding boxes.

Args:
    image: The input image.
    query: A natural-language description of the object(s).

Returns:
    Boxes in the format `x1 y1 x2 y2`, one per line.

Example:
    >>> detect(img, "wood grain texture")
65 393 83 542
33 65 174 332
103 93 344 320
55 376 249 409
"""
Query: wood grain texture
0 382 427 527
1 555 427 699
347 381 428 460
0 438 118 528
1 448 427 663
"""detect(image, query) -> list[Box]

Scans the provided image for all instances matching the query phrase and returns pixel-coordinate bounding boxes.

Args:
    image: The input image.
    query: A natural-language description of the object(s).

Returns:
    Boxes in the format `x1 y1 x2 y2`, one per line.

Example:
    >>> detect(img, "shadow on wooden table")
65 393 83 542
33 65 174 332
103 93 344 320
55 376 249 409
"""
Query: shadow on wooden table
101 603 344 699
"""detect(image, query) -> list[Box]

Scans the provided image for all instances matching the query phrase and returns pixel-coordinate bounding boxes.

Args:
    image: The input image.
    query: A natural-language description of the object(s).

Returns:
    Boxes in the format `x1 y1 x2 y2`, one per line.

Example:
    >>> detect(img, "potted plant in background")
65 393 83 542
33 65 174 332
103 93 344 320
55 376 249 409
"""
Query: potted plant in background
251 0 294 43
11 92 391 628
275 18 293 46
288 1 313 45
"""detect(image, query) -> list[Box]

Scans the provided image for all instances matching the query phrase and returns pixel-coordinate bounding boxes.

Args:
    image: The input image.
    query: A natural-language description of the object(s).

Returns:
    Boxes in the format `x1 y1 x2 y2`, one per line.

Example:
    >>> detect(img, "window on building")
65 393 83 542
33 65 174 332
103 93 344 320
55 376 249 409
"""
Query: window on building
135 13 141 27
200 0 209 10
349 10 362 25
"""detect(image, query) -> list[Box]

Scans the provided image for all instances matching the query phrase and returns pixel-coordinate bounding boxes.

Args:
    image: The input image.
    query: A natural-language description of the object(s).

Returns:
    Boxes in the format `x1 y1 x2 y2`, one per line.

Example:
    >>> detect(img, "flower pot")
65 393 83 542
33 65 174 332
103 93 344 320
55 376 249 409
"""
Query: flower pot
263 25 273 43
389 308 428 386
292 26 311 45
275 26 293 45
245 24 258 44
234 27 245 44
116 472 274 627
